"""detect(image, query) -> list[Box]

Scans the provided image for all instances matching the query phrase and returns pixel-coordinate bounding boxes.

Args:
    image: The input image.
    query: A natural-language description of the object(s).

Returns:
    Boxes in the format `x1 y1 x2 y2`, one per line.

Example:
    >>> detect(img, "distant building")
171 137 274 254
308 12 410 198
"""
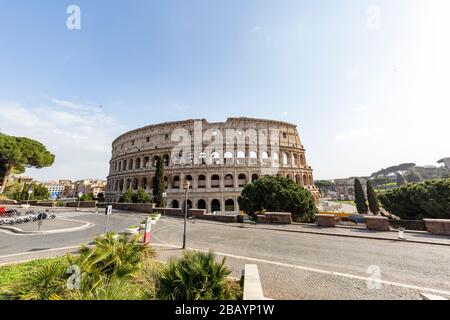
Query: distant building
74 179 107 197
43 183 65 198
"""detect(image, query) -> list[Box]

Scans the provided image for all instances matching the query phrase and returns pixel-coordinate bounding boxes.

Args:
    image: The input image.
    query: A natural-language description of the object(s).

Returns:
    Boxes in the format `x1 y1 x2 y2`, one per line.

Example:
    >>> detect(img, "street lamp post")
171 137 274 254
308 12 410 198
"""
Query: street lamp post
182 179 190 249
77 192 83 211
27 187 33 205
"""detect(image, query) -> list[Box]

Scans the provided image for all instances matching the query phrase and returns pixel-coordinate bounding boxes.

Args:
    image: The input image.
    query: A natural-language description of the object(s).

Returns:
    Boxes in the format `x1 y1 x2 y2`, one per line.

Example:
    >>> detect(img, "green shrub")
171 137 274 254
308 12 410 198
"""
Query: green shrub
80 194 93 201
238 176 318 222
379 179 450 220
119 188 151 203
1 233 155 300
156 251 240 300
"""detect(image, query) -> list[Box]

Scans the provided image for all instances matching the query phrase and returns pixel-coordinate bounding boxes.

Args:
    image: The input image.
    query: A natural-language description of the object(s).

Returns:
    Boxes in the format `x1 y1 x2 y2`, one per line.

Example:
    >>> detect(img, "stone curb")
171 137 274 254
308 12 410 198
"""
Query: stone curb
0 218 94 235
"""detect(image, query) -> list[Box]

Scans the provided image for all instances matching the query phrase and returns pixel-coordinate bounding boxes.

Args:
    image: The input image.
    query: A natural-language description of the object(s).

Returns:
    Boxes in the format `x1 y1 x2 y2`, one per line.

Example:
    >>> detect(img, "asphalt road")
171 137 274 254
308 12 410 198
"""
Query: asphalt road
1 210 449 299
151 217 450 299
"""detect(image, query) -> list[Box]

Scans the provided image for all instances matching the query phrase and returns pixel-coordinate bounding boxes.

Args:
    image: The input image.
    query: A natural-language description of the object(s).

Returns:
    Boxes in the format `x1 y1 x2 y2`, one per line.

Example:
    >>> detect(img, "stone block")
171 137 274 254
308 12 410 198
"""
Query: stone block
365 216 390 231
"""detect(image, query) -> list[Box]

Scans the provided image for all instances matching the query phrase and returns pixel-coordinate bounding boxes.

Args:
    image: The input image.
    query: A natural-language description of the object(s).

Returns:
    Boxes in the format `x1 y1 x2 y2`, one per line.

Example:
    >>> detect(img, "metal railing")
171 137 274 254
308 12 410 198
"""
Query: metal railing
389 220 427 231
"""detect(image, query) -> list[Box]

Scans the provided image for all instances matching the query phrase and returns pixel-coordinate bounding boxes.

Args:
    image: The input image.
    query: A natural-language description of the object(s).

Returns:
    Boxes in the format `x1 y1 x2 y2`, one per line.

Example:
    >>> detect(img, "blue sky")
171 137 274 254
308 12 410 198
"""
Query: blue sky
0 0 449 181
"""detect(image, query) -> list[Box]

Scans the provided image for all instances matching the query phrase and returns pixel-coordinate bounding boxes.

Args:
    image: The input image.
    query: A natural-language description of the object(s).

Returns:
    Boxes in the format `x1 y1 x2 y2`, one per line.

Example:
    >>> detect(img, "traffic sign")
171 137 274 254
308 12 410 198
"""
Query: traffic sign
105 205 113 215
51 192 58 200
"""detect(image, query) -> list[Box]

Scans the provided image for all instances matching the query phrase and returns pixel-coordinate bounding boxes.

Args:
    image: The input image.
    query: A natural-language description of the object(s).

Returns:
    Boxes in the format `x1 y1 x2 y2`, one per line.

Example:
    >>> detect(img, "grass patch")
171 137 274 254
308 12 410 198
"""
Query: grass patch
0 258 65 299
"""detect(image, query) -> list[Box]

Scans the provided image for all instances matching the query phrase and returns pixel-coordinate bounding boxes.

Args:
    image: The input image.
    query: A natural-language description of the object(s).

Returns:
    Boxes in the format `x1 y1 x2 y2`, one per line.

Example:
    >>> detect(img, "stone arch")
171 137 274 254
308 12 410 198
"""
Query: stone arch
173 175 180 189
122 160 127 171
164 176 168 189
303 173 308 186
198 174 206 188
300 154 306 166
225 199 235 211
119 179 124 191
185 175 193 189
172 200 179 208
292 154 298 166
224 151 233 164
211 151 221 165
132 178 139 190
135 157 141 169
129 159 134 170
238 174 247 187
143 156 150 168
295 174 302 185
141 177 148 189
211 174 220 188
237 151 245 164
187 200 192 210
125 178 131 190
252 174 259 182
224 174 234 188
197 199 206 210
163 154 170 167
211 199 221 212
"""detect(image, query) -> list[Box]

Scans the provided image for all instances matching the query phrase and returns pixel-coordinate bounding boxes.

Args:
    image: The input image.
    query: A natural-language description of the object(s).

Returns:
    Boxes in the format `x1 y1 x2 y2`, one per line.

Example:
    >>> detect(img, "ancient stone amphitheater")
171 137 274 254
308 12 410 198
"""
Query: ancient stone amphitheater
105 117 318 212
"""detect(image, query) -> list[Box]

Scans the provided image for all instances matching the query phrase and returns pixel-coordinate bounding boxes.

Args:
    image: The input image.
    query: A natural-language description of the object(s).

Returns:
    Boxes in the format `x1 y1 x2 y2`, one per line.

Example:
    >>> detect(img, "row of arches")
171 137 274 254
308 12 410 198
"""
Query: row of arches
107 171 314 192
110 151 308 174
170 198 236 212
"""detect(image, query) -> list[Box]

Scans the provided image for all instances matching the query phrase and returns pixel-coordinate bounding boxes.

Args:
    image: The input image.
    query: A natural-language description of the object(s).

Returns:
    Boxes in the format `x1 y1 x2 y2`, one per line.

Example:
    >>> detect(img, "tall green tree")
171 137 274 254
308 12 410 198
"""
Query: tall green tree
396 173 407 187
238 176 318 222
0 134 55 193
354 179 368 214
152 156 165 207
366 180 380 215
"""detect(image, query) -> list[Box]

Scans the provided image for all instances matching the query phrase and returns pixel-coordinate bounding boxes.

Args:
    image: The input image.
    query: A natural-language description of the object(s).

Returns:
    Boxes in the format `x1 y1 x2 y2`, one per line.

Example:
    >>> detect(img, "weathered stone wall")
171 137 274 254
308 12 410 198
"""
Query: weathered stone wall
112 203 156 213
66 201 98 208
256 212 292 224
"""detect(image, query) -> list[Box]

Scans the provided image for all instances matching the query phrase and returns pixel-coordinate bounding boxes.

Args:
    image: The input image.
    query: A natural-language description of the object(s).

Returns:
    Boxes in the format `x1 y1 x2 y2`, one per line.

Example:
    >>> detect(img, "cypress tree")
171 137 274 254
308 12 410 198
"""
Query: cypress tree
396 173 407 187
354 178 368 214
152 156 166 207
366 180 380 215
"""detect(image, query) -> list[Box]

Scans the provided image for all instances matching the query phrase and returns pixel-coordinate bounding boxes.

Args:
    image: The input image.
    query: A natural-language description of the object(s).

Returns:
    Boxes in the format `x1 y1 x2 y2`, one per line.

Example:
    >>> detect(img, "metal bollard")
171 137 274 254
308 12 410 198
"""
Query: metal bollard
398 227 405 240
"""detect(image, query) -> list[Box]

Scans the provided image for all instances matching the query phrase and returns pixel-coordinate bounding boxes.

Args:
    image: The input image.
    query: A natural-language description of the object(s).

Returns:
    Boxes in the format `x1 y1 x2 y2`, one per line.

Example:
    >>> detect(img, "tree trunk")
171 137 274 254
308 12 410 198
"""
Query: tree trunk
0 168 11 194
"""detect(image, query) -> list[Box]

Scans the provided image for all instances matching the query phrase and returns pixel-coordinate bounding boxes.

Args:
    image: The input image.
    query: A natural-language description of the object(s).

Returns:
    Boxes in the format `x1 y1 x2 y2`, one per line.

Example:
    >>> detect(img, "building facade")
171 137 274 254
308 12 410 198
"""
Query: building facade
106 118 318 212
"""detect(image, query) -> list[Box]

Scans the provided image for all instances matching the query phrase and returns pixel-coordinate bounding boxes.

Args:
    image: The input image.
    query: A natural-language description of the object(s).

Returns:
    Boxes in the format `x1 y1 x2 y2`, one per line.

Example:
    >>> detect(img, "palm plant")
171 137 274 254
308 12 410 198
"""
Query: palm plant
74 232 152 278
156 251 236 300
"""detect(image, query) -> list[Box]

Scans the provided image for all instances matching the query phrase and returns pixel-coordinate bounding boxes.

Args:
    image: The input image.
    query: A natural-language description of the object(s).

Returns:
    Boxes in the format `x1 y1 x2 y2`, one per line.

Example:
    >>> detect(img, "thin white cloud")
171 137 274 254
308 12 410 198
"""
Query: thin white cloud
0 100 126 181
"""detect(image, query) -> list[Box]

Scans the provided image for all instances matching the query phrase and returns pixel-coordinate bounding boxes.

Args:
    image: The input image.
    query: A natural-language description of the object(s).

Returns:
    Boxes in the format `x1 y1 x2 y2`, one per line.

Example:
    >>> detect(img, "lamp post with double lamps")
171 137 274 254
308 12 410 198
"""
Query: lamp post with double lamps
182 179 190 250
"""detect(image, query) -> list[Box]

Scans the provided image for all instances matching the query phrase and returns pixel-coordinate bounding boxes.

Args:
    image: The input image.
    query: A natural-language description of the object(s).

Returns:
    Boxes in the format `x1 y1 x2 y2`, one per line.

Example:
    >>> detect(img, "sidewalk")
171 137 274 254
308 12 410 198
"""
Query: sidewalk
242 222 450 246
0 218 93 235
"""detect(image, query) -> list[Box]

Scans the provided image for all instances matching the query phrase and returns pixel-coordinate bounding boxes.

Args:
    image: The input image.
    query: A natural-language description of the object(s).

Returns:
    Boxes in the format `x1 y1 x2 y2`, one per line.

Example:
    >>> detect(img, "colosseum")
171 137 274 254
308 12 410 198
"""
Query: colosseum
105 117 318 212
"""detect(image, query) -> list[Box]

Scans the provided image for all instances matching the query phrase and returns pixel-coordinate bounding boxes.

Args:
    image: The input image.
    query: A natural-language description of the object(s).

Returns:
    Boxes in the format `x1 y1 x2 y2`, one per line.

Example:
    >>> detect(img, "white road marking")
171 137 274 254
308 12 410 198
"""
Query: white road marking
0 245 82 260
151 242 450 297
